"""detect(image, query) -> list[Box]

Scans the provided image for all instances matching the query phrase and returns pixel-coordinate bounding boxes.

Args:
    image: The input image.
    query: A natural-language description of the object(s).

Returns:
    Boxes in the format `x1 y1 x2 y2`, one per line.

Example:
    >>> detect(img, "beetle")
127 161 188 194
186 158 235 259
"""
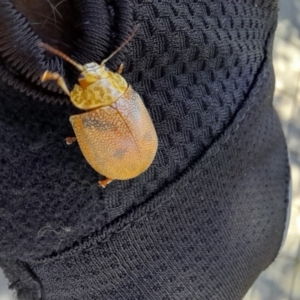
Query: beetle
40 26 158 188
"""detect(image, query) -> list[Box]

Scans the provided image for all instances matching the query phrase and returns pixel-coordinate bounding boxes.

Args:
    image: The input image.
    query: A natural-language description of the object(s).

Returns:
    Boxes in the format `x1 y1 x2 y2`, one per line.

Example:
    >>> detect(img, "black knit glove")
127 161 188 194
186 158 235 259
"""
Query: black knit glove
0 1 289 299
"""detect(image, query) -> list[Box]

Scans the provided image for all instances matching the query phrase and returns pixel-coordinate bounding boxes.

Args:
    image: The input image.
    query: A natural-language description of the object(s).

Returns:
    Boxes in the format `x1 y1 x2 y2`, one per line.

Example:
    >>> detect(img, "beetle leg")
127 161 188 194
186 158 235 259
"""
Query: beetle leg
98 178 113 188
65 137 77 145
41 71 71 96
116 63 124 74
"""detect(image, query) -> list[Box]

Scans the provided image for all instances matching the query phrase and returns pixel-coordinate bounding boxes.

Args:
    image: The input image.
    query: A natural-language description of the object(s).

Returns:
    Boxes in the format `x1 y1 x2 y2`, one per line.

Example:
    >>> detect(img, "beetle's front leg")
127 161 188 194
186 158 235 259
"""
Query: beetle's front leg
41 71 71 96
116 63 124 74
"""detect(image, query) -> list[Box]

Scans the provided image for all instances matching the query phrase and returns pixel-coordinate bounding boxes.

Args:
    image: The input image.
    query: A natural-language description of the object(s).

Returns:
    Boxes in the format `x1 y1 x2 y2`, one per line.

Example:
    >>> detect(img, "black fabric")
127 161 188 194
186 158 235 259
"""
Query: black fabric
0 0 289 299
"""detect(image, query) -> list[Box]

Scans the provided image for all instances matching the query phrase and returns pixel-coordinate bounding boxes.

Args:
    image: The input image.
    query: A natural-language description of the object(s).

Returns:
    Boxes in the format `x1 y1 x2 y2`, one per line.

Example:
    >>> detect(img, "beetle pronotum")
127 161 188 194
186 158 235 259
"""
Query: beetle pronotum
40 26 158 188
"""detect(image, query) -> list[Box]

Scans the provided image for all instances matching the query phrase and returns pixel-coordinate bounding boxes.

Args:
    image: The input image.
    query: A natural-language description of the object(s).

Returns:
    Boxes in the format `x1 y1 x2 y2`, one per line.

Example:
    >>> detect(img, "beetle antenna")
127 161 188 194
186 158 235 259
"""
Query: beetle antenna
101 24 140 66
39 42 84 72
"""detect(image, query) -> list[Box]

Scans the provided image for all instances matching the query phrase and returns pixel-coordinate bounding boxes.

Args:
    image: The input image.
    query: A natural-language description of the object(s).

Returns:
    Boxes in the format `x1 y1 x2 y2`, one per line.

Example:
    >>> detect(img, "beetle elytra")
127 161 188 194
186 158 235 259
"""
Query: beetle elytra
40 26 158 188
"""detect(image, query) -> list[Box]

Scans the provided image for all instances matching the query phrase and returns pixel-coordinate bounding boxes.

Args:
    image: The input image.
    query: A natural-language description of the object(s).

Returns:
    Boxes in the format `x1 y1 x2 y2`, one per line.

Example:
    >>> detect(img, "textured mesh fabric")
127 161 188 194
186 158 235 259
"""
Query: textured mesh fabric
0 0 289 299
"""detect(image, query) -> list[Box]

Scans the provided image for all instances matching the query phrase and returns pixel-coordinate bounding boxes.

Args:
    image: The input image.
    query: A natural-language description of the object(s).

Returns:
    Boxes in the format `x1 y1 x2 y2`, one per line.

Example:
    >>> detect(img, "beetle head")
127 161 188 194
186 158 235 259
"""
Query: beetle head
78 62 109 87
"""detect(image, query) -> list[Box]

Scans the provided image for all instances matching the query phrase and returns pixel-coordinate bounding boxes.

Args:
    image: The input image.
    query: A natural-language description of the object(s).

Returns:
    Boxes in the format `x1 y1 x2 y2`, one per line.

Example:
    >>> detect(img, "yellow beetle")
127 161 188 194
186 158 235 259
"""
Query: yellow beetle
40 27 158 188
